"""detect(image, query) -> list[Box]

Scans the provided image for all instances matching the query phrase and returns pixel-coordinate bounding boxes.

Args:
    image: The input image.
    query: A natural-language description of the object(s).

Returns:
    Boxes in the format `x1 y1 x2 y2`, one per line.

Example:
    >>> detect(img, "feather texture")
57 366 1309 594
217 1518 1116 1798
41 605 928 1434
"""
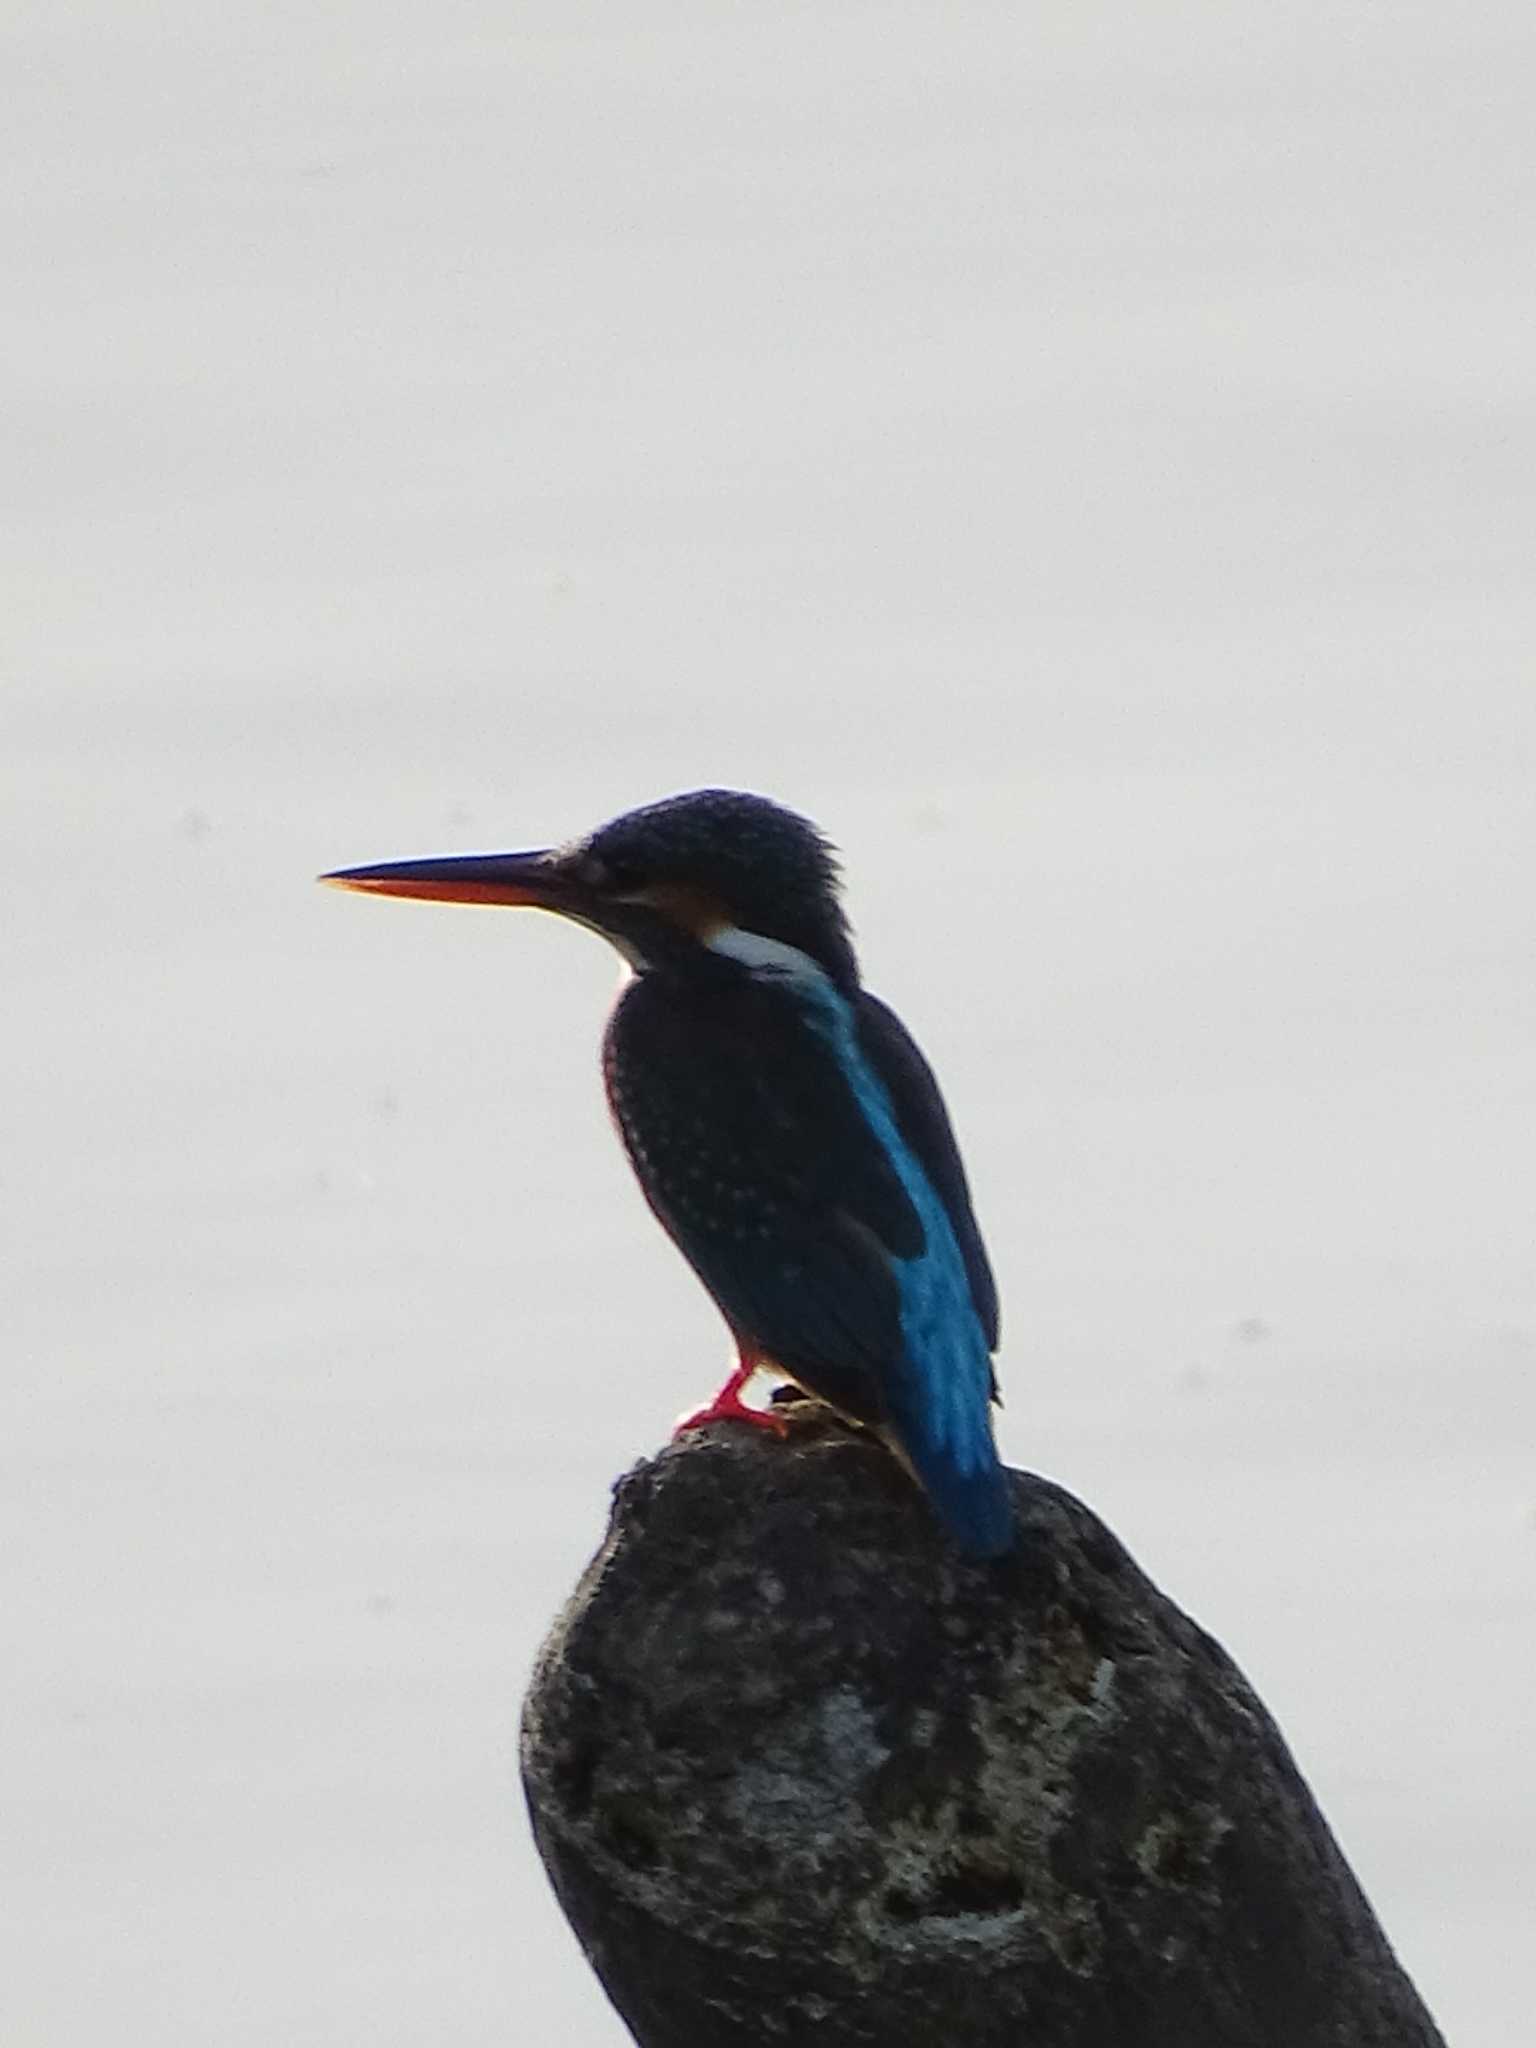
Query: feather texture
604 948 1013 1555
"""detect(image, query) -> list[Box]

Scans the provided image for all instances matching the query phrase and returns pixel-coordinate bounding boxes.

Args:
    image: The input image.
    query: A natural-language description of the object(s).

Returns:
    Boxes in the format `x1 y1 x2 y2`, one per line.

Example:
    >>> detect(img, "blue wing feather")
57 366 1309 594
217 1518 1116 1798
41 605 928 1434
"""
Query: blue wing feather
855 992 1000 1354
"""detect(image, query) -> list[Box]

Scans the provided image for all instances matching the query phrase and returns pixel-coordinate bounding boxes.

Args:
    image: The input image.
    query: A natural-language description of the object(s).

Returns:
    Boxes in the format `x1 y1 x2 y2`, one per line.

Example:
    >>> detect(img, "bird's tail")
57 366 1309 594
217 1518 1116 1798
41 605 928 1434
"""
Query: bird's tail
880 1410 1015 1559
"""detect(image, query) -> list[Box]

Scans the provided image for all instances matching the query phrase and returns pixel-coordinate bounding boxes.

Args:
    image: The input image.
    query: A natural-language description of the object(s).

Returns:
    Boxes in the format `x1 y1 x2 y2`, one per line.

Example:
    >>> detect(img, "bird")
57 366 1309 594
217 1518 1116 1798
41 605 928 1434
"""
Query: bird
321 789 1014 1557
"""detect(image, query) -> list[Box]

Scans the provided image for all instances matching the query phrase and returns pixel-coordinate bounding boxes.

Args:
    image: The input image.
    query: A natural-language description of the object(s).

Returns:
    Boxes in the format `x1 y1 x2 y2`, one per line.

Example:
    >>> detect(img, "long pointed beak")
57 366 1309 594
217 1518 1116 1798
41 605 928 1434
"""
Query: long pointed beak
318 848 566 908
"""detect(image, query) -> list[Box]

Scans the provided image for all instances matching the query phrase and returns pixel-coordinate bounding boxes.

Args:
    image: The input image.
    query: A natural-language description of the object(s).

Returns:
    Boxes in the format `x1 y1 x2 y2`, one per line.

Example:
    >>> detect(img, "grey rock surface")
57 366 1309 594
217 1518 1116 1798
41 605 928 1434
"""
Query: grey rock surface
521 1418 1446 2047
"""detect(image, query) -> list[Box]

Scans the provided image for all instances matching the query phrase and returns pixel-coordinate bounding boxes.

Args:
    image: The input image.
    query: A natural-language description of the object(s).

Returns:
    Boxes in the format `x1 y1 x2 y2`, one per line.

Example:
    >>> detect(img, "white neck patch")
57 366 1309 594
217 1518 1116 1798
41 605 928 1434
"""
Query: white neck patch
706 924 832 993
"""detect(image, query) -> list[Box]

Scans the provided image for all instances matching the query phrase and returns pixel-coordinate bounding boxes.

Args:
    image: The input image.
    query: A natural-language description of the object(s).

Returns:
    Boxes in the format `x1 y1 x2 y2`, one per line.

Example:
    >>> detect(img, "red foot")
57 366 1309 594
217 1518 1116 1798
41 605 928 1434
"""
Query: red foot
673 1359 790 1440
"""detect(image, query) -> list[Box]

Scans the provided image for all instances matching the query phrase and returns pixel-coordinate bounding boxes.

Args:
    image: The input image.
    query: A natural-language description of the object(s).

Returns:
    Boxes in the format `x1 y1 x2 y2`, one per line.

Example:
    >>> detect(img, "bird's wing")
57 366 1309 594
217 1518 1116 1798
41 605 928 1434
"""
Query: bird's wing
604 974 927 1428
854 990 1000 1353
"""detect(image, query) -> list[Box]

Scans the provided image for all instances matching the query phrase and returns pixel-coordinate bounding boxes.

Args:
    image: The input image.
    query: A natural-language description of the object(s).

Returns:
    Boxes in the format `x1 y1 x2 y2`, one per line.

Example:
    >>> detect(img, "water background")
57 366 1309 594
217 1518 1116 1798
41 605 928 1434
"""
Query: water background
6 8 1533 2040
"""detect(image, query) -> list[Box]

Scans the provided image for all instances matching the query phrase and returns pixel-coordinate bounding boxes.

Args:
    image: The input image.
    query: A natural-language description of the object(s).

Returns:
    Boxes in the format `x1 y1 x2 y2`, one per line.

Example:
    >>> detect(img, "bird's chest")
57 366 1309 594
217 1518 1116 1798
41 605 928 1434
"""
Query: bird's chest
601 978 803 1230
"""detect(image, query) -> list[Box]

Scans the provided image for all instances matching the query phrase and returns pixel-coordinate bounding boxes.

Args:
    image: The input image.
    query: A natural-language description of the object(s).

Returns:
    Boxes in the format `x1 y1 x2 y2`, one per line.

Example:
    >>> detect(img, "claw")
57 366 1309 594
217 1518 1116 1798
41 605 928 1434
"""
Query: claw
673 1357 791 1439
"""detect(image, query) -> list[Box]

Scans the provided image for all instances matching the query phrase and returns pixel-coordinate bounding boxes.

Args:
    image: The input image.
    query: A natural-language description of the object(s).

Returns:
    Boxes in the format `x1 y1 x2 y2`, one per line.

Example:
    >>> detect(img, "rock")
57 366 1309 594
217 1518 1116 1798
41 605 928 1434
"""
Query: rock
521 1418 1445 2048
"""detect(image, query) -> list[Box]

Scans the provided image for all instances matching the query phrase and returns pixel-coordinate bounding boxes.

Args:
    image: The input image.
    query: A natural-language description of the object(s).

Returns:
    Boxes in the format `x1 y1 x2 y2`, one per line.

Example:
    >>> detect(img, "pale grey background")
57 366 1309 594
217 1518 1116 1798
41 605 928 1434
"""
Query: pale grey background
5 5 1533 2042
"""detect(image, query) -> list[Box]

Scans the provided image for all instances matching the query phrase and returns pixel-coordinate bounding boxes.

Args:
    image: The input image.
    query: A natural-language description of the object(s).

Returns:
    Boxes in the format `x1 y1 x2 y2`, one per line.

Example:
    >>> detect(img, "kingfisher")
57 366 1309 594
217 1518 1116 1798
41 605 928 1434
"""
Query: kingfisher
321 789 1014 1557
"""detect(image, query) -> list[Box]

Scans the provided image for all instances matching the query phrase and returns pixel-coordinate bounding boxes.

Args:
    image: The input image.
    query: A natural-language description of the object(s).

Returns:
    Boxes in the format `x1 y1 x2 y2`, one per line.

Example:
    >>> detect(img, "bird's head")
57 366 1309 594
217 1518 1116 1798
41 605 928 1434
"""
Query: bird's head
321 788 860 988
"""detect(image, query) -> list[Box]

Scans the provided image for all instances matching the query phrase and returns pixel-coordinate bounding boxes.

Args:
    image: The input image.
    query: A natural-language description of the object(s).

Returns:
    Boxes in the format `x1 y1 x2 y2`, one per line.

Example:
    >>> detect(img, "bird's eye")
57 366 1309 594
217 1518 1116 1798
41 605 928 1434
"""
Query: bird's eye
573 851 641 894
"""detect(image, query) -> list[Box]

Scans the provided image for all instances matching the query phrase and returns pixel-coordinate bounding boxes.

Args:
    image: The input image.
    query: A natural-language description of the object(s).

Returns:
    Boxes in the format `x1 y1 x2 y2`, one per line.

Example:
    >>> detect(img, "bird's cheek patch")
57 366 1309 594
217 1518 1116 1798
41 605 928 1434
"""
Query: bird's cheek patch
622 881 731 940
